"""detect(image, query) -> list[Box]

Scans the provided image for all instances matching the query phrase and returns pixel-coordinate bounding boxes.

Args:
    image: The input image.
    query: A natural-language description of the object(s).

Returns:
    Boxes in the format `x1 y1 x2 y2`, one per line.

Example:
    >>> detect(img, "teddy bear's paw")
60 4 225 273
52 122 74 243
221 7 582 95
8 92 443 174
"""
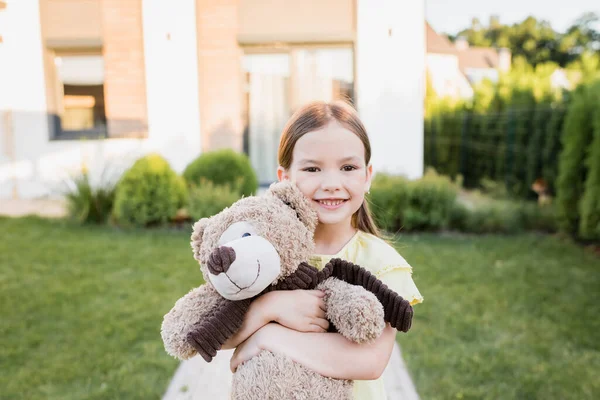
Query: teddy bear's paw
317 278 385 344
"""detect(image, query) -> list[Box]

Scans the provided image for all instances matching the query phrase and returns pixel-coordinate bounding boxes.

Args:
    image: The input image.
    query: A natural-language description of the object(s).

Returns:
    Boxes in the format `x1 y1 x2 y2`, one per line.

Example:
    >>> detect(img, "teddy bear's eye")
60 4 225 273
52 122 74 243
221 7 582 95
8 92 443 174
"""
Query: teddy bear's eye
242 232 251 238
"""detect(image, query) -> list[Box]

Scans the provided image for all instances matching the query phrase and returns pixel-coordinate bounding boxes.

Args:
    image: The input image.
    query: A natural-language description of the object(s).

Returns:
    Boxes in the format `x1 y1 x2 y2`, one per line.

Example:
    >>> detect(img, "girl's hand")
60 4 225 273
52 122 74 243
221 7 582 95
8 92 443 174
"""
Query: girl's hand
263 290 329 333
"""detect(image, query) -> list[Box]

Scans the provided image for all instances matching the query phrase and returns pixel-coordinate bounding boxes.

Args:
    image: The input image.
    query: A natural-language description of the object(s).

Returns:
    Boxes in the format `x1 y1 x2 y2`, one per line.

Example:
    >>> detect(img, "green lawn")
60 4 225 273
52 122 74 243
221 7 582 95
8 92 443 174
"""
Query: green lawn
398 233 600 400
1 217 598 399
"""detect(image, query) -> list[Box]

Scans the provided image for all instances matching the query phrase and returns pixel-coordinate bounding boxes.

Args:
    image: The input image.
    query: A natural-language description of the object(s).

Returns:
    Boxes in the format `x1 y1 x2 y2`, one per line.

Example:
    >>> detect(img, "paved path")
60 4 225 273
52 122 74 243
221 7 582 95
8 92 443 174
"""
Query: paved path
162 343 420 400
0 198 67 218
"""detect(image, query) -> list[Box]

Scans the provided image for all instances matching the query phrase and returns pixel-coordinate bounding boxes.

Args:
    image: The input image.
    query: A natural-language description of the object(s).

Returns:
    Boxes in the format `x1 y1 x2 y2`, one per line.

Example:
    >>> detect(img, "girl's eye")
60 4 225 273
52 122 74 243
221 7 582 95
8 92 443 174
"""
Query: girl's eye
342 165 357 171
242 233 251 238
303 167 319 172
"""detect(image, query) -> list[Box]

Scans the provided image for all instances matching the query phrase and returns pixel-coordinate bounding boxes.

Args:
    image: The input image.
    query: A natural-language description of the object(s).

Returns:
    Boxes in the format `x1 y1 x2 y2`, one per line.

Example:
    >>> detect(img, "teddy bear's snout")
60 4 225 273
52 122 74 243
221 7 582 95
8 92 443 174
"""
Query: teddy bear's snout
207 246 236 275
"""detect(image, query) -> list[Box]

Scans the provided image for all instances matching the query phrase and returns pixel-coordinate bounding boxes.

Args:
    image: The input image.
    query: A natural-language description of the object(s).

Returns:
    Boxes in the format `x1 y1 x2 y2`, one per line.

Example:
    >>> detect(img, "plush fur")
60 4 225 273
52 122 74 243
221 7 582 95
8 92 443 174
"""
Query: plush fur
161 181 388 398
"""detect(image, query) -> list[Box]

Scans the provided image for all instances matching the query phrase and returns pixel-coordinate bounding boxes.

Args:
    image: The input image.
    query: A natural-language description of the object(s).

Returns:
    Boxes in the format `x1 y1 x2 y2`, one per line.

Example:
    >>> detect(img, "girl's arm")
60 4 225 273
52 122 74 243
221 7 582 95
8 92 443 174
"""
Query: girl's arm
230 323 397 381
221 289 329 350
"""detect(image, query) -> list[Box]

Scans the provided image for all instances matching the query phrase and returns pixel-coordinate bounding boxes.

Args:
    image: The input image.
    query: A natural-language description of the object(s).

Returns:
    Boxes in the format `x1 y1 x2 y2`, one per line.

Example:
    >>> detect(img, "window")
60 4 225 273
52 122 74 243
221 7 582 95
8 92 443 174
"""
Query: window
242 46 354 185
50 54 107 140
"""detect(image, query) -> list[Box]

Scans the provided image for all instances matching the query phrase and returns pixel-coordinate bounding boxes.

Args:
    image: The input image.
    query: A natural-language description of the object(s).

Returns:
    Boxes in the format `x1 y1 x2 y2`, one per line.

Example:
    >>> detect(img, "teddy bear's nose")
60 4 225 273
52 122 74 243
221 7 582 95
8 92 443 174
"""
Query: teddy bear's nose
207 246 236 275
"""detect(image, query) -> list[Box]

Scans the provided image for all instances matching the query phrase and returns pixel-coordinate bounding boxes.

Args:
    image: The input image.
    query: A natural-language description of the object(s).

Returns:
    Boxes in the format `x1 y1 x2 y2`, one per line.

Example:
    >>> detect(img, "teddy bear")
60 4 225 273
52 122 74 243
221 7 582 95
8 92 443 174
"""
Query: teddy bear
161 181 414 399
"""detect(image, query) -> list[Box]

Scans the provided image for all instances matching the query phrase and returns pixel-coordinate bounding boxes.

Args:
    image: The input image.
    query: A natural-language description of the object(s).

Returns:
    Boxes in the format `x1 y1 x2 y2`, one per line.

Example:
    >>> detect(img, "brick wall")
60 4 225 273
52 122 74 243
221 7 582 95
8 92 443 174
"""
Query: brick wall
101 0 147 137
196 0 243 151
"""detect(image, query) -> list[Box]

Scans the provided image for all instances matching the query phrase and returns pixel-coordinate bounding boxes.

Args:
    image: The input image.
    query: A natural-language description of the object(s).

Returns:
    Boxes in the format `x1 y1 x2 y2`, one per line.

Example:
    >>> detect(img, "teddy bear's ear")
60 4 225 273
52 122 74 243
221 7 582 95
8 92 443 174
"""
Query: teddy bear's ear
267 181 318 232
190 218 209 262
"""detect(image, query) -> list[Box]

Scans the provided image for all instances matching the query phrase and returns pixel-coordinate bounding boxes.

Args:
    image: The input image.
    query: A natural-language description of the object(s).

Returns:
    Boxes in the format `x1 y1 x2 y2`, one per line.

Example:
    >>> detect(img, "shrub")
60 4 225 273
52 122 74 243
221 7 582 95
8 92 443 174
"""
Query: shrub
183 149 258 197
113 154 187 227
368 174 410 233
579 84 600 240
188 181 240 220
64 171 116 224
519 203 558 233
404 170 458 230
369 170 458 232
464 202 524 234
556 84 595 235
449 198 558 234
448 202 470 232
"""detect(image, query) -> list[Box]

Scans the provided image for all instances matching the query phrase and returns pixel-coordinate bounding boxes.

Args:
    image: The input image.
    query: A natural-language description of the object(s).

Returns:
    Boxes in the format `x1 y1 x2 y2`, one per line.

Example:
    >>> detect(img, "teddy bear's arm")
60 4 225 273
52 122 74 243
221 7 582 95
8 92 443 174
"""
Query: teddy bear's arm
319 258 413 332
161 284 250 362
317 277 385 343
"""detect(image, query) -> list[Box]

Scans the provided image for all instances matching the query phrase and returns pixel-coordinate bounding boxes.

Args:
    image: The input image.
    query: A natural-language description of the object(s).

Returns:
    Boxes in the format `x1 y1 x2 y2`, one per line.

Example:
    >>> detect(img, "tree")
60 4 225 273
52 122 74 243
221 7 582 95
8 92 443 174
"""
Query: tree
450 13 600 68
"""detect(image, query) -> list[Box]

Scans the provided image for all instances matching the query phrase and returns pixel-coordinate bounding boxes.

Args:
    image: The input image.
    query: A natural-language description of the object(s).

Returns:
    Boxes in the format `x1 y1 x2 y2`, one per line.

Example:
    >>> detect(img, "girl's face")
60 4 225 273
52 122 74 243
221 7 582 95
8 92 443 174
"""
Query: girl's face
278 121 373 229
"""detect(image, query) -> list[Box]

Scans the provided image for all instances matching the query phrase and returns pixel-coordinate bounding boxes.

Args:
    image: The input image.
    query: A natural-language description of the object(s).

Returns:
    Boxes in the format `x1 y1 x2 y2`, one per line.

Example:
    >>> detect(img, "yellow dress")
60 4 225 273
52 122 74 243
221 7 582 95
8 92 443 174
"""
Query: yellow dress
308 230 423 400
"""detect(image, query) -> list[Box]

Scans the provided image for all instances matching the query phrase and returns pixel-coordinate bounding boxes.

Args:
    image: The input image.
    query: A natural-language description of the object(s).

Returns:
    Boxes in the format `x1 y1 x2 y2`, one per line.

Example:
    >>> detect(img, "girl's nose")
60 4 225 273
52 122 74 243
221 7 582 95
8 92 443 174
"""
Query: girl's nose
207 246 236 275
320 172 342 192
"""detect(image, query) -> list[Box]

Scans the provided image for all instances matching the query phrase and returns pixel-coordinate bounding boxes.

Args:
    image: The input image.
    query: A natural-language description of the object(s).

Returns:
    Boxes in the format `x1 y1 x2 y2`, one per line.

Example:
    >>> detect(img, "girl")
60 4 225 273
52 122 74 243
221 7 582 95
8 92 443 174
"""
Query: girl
224 100 423 399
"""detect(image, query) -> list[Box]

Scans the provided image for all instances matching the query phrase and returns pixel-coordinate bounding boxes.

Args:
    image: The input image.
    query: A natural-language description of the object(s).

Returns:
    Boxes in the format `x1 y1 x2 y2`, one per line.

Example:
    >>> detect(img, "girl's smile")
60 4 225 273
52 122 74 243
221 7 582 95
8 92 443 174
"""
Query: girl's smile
314 198 349 210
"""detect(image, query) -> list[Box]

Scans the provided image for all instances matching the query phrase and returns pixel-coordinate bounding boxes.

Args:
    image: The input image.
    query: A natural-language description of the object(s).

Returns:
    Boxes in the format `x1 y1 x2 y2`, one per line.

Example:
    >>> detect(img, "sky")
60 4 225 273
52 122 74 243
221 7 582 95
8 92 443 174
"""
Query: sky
425 0 600 35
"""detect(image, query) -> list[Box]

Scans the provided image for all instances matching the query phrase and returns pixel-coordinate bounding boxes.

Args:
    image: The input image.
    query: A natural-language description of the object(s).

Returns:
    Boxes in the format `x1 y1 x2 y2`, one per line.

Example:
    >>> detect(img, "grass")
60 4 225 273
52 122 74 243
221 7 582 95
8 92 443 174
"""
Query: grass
1 217 598 399
0 217 199 400
397 233 600 400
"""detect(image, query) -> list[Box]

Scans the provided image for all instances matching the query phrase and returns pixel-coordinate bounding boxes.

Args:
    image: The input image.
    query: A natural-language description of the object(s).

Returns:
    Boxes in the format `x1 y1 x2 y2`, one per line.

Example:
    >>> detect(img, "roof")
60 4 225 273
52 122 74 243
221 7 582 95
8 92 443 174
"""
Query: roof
426 22 506 71
457 47 500 70
425 22 455 54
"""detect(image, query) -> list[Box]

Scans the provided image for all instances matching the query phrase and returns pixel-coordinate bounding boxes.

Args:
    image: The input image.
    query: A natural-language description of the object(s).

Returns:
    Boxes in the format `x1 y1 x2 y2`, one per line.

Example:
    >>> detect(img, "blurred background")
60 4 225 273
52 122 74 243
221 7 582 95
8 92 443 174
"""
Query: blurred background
0 1 599 399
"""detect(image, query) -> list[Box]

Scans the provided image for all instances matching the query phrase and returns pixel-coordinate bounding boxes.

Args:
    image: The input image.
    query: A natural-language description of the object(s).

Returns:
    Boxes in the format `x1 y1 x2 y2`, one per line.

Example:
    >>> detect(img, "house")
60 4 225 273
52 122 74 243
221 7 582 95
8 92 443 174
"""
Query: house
426 22 511 99
0 0 426 199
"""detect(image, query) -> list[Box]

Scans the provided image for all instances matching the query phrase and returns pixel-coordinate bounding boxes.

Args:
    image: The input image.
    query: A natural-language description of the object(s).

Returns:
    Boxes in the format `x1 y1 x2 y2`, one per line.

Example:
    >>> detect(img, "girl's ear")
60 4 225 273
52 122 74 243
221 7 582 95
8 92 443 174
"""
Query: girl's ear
277 166 287 182
365 164 373 193
267 181 317 232
190 218 209 262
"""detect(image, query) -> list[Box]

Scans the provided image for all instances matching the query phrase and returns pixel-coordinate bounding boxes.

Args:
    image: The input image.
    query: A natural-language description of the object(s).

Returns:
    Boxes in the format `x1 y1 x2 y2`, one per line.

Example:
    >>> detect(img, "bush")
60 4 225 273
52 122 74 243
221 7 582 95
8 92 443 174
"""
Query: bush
448 202 470 232
64 171 115 224
368 174 410 233
183 149 258 197
519 203 558 233
463 203 524 234
188 181 240 220
404 170 458 230
113 154 187 227
449 200 557 234
556 84 595 235
369 170 458 232
579 85 600 240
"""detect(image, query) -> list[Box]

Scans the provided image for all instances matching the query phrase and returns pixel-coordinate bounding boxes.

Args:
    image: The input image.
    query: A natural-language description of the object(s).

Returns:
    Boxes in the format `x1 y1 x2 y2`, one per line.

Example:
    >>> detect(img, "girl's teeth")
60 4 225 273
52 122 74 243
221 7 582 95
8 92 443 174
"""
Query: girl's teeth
321 200 343 206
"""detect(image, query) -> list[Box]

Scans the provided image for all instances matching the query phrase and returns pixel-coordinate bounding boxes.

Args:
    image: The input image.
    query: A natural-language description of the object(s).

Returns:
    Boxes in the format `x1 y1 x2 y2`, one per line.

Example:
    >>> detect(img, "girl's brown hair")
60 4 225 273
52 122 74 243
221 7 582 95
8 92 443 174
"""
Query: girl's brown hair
278 100 381 237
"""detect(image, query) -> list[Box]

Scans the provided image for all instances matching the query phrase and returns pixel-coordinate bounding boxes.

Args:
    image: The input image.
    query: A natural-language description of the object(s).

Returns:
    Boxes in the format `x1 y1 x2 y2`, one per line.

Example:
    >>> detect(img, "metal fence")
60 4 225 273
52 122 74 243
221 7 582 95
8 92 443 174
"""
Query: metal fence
424 105 567 197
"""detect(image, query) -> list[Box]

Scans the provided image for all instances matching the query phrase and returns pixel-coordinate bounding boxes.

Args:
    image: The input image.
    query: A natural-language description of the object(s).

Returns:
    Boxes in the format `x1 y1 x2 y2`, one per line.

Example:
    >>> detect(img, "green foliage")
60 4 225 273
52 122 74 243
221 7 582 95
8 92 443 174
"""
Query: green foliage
368 174 410 233
183 149 258 197
452 13 600 67
578 83 600 240
64 171 116 224
113 154 187 227
187 180 240 221
369 170 458 232
448 200 557 234
526 104 553 197
542 105 567 195
556 84 596 235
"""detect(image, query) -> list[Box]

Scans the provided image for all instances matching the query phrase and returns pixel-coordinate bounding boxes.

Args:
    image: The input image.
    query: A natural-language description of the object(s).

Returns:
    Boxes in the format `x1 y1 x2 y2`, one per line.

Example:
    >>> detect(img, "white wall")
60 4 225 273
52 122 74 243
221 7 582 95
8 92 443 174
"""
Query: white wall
0 0 202 199
0 0 51 198
427 53 474 99
355 0 425 180
141 0 202 173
